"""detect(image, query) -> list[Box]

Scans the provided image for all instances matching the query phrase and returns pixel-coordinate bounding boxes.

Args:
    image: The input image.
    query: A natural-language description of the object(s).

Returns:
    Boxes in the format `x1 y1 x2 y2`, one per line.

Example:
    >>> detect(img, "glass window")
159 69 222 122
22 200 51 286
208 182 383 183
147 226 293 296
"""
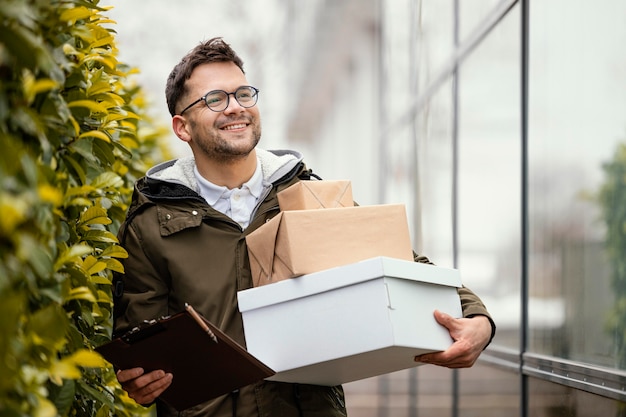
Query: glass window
384 122 420 234
416 79 455 265
345 367 454 416
528 0 626 369
419 1 454 92
459 364 521 416
457 5 522 349
381 0 455 252
458 0 504 41
413 366 454 417
382 0 416 115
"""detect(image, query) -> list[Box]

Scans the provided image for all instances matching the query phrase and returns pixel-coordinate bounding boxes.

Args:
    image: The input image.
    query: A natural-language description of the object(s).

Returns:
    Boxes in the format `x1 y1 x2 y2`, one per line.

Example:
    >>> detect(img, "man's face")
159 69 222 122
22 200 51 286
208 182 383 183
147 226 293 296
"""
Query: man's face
179 61 261 163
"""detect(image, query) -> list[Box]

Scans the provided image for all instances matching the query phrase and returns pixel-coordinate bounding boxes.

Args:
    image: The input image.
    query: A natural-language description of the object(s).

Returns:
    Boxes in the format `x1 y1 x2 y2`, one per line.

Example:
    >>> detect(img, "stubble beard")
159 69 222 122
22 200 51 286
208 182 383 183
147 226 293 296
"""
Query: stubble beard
195 121 262 164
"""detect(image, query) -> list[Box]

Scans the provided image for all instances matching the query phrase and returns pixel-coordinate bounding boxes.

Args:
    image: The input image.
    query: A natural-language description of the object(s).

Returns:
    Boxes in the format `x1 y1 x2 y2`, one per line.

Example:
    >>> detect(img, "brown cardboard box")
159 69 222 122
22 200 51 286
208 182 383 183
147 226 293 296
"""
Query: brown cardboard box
277 180 354 211
246 205 414 286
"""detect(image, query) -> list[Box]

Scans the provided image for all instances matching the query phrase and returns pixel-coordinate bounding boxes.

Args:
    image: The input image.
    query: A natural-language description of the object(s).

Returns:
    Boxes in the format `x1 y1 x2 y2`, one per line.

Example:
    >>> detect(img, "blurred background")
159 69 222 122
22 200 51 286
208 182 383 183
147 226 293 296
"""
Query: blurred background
106 0 626 415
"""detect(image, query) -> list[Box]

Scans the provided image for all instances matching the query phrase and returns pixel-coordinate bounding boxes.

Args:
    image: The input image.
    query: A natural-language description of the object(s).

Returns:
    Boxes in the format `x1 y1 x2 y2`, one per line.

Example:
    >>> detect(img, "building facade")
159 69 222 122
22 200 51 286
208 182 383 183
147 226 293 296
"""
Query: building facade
274 0 626 415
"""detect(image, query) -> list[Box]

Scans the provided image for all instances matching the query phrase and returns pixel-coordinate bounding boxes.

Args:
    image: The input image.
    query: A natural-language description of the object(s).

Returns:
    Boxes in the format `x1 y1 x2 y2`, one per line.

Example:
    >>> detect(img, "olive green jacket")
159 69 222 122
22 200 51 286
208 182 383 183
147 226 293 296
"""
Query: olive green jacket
113 149 494 417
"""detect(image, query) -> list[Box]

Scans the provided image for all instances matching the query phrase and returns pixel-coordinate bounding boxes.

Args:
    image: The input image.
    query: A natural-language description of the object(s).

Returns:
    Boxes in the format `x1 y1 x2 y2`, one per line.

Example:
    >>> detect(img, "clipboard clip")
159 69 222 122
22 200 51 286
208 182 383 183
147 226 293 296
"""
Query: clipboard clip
121 318 168 344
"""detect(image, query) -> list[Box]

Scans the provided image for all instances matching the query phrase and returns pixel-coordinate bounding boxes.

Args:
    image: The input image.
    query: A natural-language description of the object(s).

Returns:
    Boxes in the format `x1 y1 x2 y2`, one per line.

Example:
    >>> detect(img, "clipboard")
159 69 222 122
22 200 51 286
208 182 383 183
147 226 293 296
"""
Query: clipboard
96 304 275 411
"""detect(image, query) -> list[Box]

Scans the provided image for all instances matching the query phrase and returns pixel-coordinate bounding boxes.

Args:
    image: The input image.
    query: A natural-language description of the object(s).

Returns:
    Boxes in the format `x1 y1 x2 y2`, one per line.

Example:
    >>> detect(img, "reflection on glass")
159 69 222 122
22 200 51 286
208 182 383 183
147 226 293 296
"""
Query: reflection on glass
459 0 503 41
344 367 454 416
529 377 625 417
457 5 521 350
528 0 626 369
419 1 454 91
416 79 455 266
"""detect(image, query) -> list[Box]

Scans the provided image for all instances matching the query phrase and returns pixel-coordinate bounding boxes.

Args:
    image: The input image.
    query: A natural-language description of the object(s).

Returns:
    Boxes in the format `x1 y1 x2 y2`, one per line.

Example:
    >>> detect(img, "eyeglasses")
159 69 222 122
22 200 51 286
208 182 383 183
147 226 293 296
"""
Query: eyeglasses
179 85 259 115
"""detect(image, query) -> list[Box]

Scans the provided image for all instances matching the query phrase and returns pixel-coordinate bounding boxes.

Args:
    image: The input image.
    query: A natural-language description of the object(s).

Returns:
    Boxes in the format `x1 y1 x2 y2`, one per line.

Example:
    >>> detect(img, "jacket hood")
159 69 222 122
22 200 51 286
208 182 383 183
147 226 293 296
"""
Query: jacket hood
145 148 303 194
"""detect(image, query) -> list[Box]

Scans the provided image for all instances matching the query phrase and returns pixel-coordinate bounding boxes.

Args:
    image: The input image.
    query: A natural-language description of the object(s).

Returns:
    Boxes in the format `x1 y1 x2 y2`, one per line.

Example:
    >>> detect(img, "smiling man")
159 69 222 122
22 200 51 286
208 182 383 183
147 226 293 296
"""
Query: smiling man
112 37 495 417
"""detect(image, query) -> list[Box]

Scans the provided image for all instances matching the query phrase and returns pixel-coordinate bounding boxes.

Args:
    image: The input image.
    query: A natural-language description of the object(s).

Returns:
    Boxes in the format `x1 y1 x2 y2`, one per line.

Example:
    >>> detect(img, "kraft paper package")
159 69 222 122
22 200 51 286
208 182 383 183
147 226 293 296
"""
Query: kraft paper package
276 180 354 210
246 181 414 286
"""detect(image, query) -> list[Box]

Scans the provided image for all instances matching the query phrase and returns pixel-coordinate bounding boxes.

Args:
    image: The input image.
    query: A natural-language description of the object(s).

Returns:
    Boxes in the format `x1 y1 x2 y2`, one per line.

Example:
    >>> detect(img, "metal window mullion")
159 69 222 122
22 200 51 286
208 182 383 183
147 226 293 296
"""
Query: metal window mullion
520 0 530 416
452 2 461 417
523 353 626 402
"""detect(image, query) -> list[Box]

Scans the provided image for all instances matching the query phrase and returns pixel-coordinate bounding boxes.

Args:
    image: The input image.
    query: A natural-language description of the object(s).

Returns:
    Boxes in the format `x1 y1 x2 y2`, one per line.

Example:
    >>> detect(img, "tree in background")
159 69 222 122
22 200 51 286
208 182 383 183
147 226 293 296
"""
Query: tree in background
0 0 169 415
601 142 626 371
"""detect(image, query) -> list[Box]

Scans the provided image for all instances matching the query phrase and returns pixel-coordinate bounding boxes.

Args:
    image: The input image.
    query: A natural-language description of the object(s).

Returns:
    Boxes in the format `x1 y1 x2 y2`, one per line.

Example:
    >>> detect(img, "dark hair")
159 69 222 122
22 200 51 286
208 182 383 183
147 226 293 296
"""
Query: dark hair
165 37 245 116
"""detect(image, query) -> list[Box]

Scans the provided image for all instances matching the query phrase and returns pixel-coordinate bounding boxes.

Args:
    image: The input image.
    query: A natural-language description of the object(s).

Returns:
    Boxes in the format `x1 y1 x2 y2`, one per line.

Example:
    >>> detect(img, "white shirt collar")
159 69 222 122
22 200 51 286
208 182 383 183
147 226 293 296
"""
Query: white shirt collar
194 159 264 228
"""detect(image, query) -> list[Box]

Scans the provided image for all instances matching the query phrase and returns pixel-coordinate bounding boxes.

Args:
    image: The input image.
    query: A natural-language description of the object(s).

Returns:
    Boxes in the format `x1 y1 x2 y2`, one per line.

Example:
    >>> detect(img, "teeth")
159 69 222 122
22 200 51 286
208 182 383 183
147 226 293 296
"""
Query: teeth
223 123 246 130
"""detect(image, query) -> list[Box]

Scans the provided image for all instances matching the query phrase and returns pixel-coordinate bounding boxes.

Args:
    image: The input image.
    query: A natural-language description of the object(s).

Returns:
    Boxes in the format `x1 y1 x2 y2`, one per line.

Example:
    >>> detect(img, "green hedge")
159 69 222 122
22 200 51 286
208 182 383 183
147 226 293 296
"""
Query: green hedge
0 0 169 415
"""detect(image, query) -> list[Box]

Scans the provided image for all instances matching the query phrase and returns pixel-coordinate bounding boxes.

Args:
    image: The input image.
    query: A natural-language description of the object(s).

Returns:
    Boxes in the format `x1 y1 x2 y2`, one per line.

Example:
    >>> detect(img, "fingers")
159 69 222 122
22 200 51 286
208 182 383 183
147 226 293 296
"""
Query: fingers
432 309 456 332
413 311 491 368
415 340 477 368
116 368 173 405
116 367 145 383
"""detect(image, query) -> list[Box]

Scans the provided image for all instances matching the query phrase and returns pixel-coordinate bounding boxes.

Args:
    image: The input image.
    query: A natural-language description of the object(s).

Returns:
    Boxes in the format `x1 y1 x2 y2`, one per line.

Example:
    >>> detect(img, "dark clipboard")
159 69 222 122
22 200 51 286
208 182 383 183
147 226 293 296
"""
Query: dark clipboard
96 304 275 411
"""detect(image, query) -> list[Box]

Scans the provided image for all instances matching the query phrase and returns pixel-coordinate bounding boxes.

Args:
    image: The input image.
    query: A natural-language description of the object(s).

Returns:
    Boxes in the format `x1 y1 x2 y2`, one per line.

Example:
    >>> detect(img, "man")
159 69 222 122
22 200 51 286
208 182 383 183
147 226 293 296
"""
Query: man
114 37 495 417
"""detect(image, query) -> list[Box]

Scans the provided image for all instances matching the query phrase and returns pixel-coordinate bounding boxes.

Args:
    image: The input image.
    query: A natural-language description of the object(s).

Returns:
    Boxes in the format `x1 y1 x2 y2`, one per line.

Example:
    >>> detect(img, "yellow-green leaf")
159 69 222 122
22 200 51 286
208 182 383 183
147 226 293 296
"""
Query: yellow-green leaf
87 80 112 97
68 100 108 114
0 195 28 235
91 275 111 285
28 304 68 348
54 244 92 271
91 172 123 189
101 244 128 259
102 257 124 273
91 34 115 49
79 206 111 226
66 286 96 302
66 197 95 207
38 184 63 206
83 255 98 270
79 130 111 142
33 396 57 417
83 229 118 243
59 6 96 24
68 349 106 368
87 261 107 275
23 76 58 103
97 289 112 303
96 92 125 107
65 185 97 198
61 154 86 187
62 43 84 60
50 360 81 382
123 110 140 120
104 112 128 123
83 255 110 275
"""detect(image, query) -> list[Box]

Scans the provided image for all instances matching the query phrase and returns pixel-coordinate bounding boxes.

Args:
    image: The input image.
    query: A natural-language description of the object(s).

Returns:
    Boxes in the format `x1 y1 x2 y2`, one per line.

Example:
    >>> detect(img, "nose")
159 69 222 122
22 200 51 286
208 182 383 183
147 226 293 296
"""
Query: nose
223 93 245 114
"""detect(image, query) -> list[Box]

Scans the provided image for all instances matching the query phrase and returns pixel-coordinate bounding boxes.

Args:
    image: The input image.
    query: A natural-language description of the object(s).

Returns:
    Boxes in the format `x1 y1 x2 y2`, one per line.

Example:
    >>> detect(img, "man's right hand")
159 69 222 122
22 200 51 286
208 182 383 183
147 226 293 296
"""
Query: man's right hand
116 368 173 405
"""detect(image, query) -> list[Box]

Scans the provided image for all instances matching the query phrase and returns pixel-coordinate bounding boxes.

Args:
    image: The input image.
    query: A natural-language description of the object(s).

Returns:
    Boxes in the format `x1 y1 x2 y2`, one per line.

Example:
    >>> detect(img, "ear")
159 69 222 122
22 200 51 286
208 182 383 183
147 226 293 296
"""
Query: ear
172 115 192 143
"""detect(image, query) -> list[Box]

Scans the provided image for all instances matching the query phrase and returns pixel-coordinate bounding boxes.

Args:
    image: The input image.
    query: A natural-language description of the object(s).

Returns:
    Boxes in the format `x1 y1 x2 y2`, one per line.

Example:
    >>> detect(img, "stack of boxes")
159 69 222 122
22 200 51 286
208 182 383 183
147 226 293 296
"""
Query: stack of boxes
238 180 463 385
246 180 414 286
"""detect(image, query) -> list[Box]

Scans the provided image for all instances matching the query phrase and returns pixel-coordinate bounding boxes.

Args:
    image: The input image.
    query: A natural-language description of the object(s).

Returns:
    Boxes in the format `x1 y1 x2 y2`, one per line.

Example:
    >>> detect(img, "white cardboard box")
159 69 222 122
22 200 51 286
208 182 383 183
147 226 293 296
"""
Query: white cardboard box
237 257 462 385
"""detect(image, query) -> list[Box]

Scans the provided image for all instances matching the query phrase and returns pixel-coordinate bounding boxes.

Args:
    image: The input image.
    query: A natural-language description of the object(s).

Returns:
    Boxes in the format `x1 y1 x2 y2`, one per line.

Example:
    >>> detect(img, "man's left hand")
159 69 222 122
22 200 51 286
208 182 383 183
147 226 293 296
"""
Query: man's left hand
414 310 492 368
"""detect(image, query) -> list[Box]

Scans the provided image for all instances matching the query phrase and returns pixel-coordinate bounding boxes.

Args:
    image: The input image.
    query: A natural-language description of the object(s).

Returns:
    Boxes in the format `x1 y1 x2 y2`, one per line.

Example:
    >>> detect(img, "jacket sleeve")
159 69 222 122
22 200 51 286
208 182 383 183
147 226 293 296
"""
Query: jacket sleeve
113 213 171 337
414 252 496 347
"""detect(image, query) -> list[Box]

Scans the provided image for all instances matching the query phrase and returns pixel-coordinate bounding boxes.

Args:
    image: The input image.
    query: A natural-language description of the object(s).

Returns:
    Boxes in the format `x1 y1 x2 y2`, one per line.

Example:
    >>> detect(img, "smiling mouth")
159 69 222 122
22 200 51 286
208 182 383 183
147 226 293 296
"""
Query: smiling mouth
221 123 248 131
